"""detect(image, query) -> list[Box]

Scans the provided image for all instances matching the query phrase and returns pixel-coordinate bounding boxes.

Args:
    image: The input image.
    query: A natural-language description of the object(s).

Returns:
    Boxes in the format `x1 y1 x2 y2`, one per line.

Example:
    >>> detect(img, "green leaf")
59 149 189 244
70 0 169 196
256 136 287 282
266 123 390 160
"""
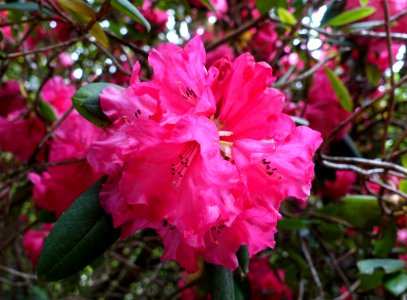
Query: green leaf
324 67 353 112
237 245 249 274
207 264 235 300
399 180 407 193
359 0 369 6
326 7 376 27
0 3 51 13
320 0 346 25
277 218 307 231
357 259 405 275
72 82 121 129
319 195 380 228
256 0 287 14
89 23 110 48
366 64 381 86
359 271 384 290
111 0 151 32
37 177 120 281
199 0 216 13
374 220 397 257
384 272 407 296
401 154 407 168
277 7 297 26
37 100 57 123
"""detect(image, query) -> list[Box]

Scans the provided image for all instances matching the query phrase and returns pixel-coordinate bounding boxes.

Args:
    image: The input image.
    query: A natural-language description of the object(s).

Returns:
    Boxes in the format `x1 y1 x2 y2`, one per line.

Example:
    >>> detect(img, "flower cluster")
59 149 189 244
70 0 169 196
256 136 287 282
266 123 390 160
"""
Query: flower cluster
88 36 322 272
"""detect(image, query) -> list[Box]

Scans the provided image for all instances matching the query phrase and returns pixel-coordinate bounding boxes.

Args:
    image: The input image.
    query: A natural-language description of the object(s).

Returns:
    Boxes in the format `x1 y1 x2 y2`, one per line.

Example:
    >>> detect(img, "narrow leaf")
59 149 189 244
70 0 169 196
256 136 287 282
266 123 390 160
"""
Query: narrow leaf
237 245 249 274
111 0 151 32
326 7 376 27
72 82 121 129
324 67 353 112
37 177 120 281
89 23 110 48
256 0 286 14
277 7 297 26
199 0 216 13
57 0 95 19
320 0 346 25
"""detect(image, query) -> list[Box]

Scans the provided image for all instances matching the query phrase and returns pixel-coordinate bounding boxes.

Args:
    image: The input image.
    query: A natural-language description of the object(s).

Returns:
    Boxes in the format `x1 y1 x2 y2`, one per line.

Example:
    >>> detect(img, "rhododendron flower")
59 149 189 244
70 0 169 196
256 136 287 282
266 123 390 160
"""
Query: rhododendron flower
321 170 357 201
304 69 351 141
88 36 322 272
23 224 53 266
42 76 75 116
0 81 46 161
247 257 293 300
29 113 102 216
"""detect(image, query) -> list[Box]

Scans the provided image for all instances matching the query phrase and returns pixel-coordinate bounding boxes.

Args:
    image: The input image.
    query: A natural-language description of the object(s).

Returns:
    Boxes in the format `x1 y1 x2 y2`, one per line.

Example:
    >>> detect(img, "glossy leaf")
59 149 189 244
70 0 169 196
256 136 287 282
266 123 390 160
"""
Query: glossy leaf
384 272 407 296
72 82 121 129
37 177 120 281
324 67 353 112
326 7 376 27
207 264 235 300
357 259 405 275
321 0 346 25
111 0 151 32
237 245 249 274
37 101 57 123
277 7 297 26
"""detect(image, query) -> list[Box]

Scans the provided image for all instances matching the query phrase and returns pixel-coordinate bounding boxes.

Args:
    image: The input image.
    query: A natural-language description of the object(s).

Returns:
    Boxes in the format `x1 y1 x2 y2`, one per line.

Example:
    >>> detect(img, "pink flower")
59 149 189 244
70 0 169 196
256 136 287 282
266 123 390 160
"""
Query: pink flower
23 224 53 266
0 111 46 161
188 0 228 15
58 52 74 67
304 69 351 140
140 0 168 31
42 76 75 116
0 81 25 116
88 36 322 272
247 257 293 300
321 170 357 201
29 113 102 216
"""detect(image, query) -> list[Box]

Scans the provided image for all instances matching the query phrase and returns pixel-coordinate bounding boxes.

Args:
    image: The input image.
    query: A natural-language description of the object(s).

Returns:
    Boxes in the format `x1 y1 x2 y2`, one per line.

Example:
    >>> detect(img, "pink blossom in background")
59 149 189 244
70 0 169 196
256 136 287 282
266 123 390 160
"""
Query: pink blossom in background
196 31 235 68
42 76 75 116
321 170 357 201
58 52 74 68
0 81 46 161
0 81 25 117
23 224 53 266
88 36 322 272
304 68 351 141
29 112 102 216
188 0 228 15
140 0 168 31
249 22 279 61
0 111 46 161
247 257 293 300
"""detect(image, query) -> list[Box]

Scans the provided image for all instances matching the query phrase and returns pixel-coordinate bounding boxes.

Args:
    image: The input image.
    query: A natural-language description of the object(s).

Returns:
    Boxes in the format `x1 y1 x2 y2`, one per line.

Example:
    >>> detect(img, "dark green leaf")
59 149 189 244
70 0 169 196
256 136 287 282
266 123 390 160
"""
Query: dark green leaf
37 177 120 281
324 67 353 112
256 0 287 14
277 218 307 231
326 7 376 27
72 82 121 129
207 264 235 300
38 100 57 123
359 271 384 290
384 272 407 296
319 195 380 228
321 0 346 25
357 259 405 275
237 245 249 274
374 220 397 257
0 3 43 12
111 0 151 32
